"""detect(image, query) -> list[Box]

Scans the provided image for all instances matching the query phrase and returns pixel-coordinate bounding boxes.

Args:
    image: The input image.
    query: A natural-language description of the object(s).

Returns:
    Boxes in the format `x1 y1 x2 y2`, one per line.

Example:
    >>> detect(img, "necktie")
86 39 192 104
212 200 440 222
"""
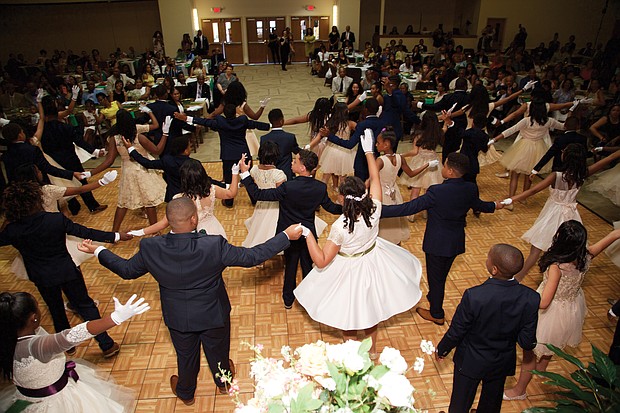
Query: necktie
197 85 201 99
339 79 344 92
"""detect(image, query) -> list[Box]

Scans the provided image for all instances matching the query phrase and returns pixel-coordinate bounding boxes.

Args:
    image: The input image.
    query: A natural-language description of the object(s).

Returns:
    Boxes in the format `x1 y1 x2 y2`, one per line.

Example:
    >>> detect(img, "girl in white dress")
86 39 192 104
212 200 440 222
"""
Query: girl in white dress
0 292 149 413
503 222 620 400
317 102 357 190
131 158 241 239
502 144 620 281
242 141 287 247
294 130 423 356
492 99 565 198
87 109 165 232
375 129 435 245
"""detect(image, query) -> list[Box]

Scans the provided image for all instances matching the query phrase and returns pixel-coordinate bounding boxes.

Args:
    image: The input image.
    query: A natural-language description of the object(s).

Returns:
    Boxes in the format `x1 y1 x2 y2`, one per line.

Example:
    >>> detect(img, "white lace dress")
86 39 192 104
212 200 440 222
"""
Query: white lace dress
173 186 227 239
294 199 423 330
0 324 134 413
522 172 582 251
377 155 410 244
319 125 356 175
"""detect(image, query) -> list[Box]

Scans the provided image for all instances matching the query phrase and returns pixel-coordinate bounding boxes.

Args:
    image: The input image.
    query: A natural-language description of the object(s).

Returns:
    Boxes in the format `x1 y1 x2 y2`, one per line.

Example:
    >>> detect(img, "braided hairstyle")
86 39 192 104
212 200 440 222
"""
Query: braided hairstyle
2 181 43 222
338 176 376 233
0 292 38 380
559 143 588 189
539 220 589 273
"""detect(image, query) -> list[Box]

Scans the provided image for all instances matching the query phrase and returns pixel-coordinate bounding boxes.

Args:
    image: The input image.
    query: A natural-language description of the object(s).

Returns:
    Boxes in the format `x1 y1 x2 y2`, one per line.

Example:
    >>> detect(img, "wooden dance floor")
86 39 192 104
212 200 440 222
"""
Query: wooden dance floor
0 65 618 412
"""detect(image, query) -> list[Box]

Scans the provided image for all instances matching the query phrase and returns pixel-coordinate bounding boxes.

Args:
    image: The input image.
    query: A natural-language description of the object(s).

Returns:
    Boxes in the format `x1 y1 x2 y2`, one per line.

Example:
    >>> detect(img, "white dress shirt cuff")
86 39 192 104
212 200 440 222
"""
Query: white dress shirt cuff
610 308 618 318
127 146 136 154
114 233 120 242
94 246 107 258
186 116 194 125
239 171 251 180
416 101 424 109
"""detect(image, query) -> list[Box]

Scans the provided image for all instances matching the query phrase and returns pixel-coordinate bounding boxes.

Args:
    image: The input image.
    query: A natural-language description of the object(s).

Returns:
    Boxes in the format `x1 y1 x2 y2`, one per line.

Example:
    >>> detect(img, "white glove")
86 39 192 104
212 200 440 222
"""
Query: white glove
501 198 513 206
95 108 100 116
295 224 311 237
91 149 105 158
361 128 374 153
569 99 581 112
110 294 150 325
428 160 440 168
232 162 240 175
98 170 118 185
303 144 311 150
357 91 368 102
128 229 145 237
376 106 383 117
446 102 457 115
259 97 271 108
139 104 152 113
162 116 172 135
594 146 604 152
0 118 10 127
490 117 499 126
416 101 424 109
79 171 92 179
487 139 495 146
71 85 80 101
530 169 538 175
522 80 537 91
36 88 45 103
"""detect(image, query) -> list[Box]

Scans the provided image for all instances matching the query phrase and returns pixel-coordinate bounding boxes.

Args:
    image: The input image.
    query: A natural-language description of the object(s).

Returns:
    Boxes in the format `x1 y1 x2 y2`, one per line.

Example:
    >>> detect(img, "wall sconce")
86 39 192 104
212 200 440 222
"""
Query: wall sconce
192 8 199 31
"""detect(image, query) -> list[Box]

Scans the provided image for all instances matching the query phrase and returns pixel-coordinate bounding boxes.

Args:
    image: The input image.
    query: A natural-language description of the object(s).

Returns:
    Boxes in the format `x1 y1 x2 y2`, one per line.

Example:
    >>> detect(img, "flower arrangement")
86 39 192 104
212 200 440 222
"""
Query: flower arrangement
219 338 435 413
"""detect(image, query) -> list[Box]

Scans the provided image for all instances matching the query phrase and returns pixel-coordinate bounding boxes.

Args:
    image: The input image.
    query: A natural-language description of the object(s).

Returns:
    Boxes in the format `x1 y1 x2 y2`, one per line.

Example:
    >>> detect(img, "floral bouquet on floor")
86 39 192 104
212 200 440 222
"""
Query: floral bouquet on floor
219 338 436 413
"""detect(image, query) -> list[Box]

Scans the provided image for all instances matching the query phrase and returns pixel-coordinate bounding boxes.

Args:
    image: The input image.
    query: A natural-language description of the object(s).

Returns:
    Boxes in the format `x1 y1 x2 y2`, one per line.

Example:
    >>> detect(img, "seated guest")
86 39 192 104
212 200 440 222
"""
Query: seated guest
110 80 127 104
142 63 156 87
331 66 353 95
81 80 100 105
418 38 428 52
126 78 150 101
0 82 29 109
189 56 207 77
163 58 179 78
216 64 237 96
210 48 225 75
107 66 134 91
97 93 122 126
188 74 211 102
400 56 415 73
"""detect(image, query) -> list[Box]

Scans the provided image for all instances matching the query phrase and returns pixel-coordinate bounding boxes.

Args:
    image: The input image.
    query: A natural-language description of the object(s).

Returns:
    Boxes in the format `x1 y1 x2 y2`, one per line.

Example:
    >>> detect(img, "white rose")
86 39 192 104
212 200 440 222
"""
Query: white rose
235 404 263 413
326 340 362 366
295 342 329 376
420 340 435 356
379 347 408 374
377 371 415 408
413 357 425 374
343 352 365 373
315 376 336 391
363 374 380 389
281 345 292 362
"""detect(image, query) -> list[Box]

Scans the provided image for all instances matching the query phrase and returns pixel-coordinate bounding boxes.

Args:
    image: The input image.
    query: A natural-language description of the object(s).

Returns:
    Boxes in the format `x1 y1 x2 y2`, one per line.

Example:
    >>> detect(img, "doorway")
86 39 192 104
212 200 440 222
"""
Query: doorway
291 16 330 63
247 17 285 64
201 18 243 65
485 18 506 52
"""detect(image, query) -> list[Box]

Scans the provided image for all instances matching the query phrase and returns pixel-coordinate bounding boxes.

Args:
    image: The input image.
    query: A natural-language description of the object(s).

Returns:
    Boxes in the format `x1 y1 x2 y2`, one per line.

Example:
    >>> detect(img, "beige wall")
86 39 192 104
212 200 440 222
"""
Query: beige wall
475 0 619 49
0 1 161 63
157 0 193 57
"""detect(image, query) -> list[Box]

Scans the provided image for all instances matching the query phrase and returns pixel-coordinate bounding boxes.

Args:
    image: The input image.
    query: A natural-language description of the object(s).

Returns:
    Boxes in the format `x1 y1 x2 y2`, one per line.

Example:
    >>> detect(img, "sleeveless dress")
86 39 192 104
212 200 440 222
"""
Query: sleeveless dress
0 324 134 413
173 186 227 239
522 172 581 251
400 146 443 189
294 199 423 330
378 155 410 244
114 125 166 209
533 257 589 358
319 125 356 175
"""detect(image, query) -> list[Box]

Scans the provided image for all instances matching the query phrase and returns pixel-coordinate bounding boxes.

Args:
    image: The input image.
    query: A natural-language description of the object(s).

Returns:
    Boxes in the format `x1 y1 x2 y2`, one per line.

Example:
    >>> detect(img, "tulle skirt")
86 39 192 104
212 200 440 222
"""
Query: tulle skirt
500 137 551 175
319 141 355 176
478 144 502 167
399 150 443 189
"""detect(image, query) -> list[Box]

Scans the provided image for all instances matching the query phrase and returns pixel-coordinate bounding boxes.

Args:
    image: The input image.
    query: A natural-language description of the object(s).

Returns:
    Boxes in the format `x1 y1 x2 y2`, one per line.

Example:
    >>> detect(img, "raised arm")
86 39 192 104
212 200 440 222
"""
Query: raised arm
588 228 620 258
214 155 243 199
587 148 620 176
138 132 167 156
304 231 341 269
243 102 265 120
33 101 45 141
363 129 382 203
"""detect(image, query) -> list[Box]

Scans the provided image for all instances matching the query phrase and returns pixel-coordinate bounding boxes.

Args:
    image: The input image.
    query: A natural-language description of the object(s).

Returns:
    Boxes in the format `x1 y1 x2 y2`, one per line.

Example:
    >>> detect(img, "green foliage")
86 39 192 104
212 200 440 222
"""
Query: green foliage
522 344 620 413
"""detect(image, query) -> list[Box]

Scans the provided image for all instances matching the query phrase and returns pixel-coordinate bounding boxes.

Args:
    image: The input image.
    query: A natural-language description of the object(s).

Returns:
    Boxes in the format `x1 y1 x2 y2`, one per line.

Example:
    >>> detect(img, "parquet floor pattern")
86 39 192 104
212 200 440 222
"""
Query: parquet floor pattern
0 65 618 412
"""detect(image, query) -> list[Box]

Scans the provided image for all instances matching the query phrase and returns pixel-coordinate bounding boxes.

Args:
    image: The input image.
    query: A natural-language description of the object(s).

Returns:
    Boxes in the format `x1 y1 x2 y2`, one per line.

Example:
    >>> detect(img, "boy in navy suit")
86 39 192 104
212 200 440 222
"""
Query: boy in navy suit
260 109 300 180
436 244 540 413
381 153 501 325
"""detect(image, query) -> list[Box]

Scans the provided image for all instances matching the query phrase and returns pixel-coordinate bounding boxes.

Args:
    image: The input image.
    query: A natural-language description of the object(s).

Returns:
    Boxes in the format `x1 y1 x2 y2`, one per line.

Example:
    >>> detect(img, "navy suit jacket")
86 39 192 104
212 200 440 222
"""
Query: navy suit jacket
242 175 342 236
2 141 74 183
459 127 489 175
41 120 94 172
437 278 540 379
98 231 289 332
380 89 420 139
533 131 587 172
327 115 384 181
260 129 300 180
193 115 270 160
129 151 190 202
381 178 495 256
186 82 211 102
0 212 116 287
421 90 470 129
145 100 192 153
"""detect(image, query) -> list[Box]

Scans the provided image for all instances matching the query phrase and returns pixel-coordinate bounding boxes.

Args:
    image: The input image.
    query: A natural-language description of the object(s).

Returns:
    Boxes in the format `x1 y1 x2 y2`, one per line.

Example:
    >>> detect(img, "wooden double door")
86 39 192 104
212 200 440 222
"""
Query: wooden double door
201 18 243 65
291 16 330 62
247 17 286 64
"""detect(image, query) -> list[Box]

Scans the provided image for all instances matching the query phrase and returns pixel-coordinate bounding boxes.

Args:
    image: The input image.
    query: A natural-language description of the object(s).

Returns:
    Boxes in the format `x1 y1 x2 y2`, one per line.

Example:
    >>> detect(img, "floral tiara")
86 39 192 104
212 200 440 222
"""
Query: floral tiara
345 192 367 202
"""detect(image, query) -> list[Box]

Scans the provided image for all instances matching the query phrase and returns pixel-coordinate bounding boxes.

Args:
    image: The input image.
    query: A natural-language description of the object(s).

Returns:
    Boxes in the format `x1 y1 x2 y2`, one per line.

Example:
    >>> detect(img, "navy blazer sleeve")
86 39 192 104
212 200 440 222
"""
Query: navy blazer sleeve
242 175 286 201
320 191 343 215
518 297 539 351
613 299 620 316
399 93 421 124
533 140 562 172
221 232 290 267
33 146 75 180
437 289 475 357
381 190 436 218
69 124 95 154
246 119 270 131
129 150 164 170
192 118 218 129
98 247 149 280
327 127 361 149
63 215 116 243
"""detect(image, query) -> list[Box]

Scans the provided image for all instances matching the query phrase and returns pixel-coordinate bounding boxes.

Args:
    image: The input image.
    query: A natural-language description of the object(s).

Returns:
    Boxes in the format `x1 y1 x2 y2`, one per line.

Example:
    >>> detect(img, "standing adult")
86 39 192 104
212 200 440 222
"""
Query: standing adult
328 26 340 52
267 28 281 65
39 95 107 215
193 30 209 55
381 153 499 325
79 197 302 405
280 28 292 71
340 25 356 50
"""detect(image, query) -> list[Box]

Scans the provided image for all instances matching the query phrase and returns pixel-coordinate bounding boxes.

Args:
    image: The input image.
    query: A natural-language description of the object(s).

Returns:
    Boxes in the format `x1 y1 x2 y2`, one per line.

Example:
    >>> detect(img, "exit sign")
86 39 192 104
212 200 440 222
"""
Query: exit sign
306 5 315 11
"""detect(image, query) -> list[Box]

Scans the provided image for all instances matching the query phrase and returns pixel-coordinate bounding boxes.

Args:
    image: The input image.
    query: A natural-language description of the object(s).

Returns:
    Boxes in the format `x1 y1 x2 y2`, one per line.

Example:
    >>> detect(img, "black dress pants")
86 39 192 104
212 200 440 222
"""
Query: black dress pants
449 369 506 413
36 268 114 351
283 238 313 306
168 317 232 400
425 253 457 319
441 126 464 163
